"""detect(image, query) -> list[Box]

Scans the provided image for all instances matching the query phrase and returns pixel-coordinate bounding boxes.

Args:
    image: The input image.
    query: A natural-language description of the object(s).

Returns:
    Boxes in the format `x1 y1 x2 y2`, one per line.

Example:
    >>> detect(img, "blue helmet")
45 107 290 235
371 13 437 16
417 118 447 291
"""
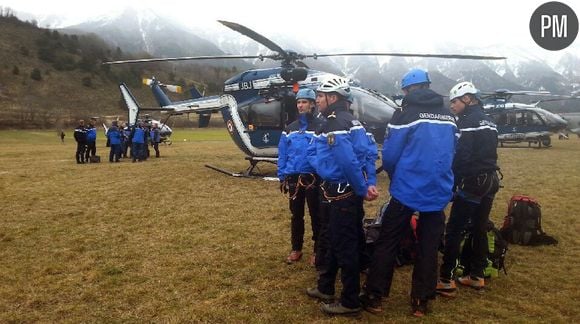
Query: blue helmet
296 88 316 101
401 68 431 89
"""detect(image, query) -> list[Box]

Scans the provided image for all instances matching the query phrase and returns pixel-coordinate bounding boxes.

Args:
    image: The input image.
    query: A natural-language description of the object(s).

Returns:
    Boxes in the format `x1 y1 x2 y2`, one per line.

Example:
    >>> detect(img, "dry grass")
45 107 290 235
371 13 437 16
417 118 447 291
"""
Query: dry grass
0 129 579 323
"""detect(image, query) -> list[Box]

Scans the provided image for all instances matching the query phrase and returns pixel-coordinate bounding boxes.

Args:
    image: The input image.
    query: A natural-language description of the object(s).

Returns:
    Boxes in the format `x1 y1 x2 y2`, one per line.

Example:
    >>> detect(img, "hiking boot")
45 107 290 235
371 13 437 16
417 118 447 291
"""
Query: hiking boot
320 302 361 316
309 253 316 266
436 278 457 297
359 293 383 314
306 287 335 303
410 297 428 317
286 250 302 264
458 275 485 290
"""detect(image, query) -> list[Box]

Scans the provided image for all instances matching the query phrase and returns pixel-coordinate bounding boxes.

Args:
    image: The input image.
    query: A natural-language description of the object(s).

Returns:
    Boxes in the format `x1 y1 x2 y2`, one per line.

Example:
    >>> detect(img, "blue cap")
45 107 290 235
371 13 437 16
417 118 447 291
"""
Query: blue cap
401 68 431 89
296 88 316 101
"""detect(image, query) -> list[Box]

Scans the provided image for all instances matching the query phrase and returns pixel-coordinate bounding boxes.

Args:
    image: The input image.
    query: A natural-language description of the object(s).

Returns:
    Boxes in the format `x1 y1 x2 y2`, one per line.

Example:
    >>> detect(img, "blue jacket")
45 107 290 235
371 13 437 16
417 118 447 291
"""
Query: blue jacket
150 128 161 143
107 126 122 145
123 127 132 142
131 127 145 144
86 126 97 142
278 113 322 180
311 100 378 197
382 88 457 212
453 104 498 178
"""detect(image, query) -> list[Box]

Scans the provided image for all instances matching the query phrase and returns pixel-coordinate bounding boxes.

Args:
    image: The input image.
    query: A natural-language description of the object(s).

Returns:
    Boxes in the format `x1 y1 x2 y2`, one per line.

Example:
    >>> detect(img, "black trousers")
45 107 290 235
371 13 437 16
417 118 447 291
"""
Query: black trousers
364 197 445 301
317 194 364 309
440 172 499 279
288 175 320 252
85 141 96 160
75 142 86 163
152 142 160 157
109 144 121 162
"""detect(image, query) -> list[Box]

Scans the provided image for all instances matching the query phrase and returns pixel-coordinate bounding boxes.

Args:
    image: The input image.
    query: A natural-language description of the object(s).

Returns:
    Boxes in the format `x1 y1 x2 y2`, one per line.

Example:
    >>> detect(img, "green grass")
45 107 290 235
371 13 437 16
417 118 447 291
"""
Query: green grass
0 129 579 323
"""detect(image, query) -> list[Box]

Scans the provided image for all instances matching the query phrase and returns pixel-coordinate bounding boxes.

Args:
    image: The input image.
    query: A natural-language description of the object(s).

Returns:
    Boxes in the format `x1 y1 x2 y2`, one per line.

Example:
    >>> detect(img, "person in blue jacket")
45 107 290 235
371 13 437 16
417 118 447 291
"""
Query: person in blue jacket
278 88 323 265
131 122 146 162
437 82 500 296
85 118 97 162
305 76 378 316
107 121 122 162
360 69 457 317
150 123 161 158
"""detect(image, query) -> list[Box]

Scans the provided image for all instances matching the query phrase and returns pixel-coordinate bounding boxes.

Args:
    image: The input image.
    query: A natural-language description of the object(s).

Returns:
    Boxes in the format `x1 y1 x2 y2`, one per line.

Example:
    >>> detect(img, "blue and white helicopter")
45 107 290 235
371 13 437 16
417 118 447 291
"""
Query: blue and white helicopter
106 20 505 176
481 90 570 148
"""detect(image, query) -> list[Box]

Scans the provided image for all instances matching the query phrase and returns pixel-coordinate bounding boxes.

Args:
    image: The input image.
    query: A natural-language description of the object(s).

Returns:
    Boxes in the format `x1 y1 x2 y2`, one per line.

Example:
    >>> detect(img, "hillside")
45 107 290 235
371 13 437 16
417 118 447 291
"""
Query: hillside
0 13 236 129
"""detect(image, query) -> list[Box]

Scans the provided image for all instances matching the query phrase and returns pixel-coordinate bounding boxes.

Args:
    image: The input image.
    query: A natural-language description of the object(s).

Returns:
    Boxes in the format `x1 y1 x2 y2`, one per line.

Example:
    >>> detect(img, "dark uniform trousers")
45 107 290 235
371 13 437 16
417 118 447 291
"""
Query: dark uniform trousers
317 193 365 309
365 197 445 301
85 141 96 160
440 171 500 279
76 141 86 163
287 174 320 252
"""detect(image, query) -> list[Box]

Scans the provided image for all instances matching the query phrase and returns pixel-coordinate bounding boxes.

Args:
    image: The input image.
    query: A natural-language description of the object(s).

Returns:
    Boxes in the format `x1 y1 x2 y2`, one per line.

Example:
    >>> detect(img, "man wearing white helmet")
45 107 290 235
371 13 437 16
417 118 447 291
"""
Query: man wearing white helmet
437 81 500 296
361 68 457 317
278 88 322 266
305 76 378 316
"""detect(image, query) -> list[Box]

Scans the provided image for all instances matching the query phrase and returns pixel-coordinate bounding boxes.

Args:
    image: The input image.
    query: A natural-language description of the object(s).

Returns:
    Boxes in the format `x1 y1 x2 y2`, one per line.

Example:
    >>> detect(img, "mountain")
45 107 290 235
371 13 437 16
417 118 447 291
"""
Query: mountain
0 13 241 129
16 6 579 99
64 8 223 58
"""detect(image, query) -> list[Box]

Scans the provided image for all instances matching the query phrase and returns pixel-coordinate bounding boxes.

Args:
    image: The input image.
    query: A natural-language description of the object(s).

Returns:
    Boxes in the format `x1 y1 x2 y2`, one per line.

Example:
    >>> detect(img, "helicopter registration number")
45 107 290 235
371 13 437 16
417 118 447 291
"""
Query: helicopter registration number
240 82 253 90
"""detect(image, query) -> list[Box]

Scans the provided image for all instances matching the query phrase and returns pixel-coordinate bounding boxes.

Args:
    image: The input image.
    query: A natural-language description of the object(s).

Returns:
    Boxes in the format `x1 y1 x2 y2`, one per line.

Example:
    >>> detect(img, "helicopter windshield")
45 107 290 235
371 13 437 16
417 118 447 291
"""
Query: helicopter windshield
349 88 395 124
239 100 282 128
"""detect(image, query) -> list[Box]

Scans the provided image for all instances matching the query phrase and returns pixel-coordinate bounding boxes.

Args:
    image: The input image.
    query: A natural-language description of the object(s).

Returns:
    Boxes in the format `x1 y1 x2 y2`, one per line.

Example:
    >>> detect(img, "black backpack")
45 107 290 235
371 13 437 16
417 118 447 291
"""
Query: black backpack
500 195 557 246
454 220 508 278
363 202 418 267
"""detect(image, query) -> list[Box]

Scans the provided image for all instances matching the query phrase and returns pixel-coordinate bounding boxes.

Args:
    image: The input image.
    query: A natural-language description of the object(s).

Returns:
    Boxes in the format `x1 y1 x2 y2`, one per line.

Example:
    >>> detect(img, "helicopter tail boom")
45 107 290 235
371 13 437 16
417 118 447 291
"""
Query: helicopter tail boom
119 83 142 126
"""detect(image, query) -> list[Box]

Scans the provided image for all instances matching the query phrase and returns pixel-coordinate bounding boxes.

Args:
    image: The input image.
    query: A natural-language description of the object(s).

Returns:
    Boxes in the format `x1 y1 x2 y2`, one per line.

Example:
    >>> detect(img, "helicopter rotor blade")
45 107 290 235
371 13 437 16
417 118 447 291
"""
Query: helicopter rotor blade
103 54 277 65
218 20 288 58
306 52 506 60
480 90 551 97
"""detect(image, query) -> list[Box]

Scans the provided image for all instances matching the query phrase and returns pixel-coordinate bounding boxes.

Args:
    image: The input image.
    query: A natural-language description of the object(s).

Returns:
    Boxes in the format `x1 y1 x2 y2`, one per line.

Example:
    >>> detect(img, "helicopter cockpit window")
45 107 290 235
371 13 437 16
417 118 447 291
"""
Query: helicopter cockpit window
247 100 282 128
349 88 394 124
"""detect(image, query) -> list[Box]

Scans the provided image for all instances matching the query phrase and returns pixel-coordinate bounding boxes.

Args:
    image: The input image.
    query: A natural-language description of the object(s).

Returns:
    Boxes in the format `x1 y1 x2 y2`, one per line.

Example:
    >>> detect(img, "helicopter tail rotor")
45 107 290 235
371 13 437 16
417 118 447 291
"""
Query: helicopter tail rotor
143 78 183 93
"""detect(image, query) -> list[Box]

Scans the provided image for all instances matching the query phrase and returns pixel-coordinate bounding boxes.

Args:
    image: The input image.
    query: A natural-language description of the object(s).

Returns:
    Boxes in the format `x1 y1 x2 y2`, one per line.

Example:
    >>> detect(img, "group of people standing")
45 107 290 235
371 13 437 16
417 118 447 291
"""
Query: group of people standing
73 118 98 164
73 119 162 164
277 69 500 317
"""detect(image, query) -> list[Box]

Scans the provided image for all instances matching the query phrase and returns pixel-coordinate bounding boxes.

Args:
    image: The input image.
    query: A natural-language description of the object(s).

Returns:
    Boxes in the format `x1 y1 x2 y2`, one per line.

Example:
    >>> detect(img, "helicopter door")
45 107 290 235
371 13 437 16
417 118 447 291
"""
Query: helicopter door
282 96 298 126
246 99 283 148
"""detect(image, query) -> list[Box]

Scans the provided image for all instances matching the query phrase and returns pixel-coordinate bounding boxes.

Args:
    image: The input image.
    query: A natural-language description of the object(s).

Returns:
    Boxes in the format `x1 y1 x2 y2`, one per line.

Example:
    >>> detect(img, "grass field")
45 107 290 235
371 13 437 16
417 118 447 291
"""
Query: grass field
0 128 579 323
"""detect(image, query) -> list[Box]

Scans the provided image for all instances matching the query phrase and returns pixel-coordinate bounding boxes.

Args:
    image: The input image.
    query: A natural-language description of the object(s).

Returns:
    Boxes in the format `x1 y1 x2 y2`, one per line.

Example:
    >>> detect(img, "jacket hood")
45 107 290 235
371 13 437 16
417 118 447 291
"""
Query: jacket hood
403 88 444 109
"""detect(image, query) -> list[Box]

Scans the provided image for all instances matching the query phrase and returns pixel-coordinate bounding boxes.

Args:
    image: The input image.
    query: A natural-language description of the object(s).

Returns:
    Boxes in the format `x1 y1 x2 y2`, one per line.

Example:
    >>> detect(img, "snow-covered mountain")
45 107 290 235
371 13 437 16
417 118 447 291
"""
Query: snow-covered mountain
16 7 579 96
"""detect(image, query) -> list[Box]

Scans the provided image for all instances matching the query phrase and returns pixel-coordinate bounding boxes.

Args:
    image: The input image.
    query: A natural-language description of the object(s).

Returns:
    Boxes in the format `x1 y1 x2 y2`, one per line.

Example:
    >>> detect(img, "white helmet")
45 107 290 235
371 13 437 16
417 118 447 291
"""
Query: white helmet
449 81 479 101
317 76 351 97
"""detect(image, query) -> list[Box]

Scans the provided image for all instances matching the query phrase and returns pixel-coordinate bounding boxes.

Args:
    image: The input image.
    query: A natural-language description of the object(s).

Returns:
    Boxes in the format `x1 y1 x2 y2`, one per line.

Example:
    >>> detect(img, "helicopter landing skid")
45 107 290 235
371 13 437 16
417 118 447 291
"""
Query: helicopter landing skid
205 156 278 181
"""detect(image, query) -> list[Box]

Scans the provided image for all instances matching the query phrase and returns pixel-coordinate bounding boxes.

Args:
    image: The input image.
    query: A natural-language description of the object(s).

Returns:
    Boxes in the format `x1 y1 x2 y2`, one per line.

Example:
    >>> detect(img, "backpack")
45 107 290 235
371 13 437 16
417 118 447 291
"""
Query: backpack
500 195 557 246
454 220 508 278
363 202 418 267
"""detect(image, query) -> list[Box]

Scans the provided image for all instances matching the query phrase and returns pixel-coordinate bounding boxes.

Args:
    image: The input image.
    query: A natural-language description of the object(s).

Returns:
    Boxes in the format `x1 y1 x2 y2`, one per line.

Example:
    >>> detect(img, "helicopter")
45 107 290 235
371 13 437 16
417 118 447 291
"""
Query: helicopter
558 112 580 138
481 90 570 148
107 20 505 176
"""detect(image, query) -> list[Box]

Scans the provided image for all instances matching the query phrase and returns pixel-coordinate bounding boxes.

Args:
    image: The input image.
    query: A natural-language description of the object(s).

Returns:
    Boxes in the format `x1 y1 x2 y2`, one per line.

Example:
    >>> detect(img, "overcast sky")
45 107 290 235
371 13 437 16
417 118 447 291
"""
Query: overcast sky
2 0 579 58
